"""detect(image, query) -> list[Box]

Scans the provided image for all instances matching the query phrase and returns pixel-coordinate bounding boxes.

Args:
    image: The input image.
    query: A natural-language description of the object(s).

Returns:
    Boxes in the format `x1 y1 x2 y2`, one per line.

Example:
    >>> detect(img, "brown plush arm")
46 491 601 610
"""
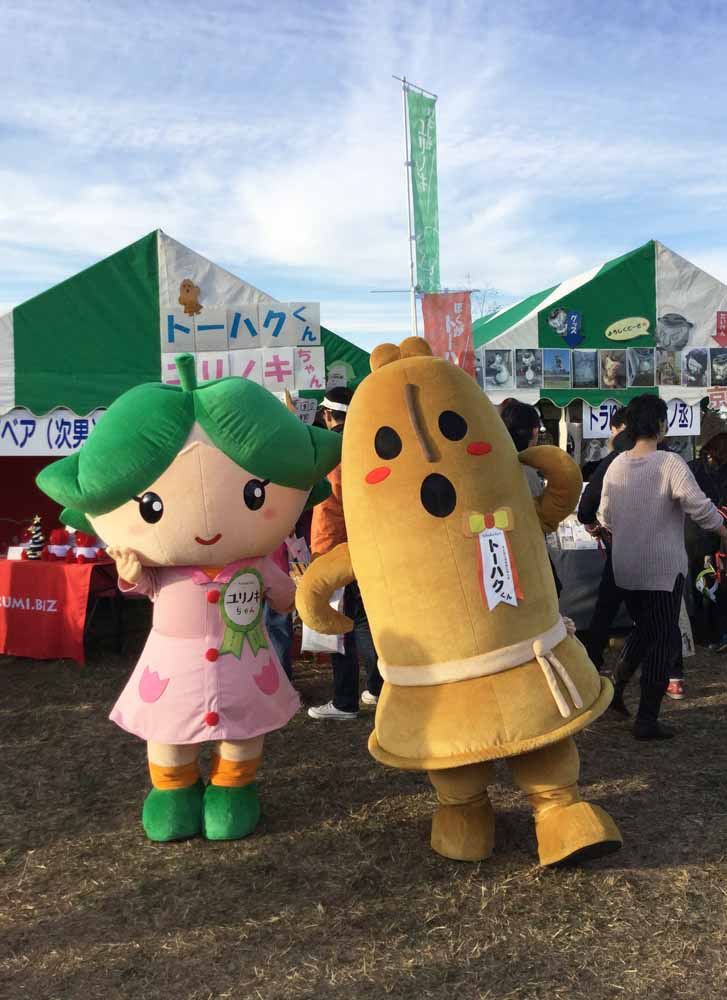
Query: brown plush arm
519 445 583 534
295 542 356 634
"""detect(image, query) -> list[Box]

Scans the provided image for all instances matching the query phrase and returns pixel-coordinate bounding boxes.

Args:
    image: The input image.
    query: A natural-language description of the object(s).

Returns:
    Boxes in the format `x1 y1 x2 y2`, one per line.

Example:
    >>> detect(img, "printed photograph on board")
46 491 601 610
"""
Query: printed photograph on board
656 349 681 386
710 349 727 387
515 349 543 389
582 438 609 467
474 346 485 390
656 313 693 351
484 349 514 389
572 350 599 389
599 350 627 390
546 307 568 338
667 437 694 462
542 348 572 389
682 347 709 388
626 348 655 387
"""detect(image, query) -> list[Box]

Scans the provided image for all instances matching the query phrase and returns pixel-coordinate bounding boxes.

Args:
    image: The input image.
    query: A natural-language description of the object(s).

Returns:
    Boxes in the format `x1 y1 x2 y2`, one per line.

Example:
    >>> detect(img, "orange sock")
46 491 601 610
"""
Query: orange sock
148 759 200 790
209 753 260 788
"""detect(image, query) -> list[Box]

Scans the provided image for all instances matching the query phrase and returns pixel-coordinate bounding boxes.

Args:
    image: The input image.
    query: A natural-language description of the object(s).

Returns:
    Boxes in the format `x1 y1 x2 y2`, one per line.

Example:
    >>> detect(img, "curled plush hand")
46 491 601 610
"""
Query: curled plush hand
563 617 577 636
107 546 143 584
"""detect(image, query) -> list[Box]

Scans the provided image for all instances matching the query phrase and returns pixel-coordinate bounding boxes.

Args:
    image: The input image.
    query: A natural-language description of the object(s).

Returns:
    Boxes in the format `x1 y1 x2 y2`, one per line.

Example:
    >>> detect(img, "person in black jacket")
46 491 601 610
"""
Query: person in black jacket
686 433 727 649
577 408 632 670
500 400 562 596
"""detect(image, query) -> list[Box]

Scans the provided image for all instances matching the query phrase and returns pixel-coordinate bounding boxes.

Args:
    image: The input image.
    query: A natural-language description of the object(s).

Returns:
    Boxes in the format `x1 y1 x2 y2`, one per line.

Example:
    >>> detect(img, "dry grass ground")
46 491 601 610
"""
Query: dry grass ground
2 603 727 1000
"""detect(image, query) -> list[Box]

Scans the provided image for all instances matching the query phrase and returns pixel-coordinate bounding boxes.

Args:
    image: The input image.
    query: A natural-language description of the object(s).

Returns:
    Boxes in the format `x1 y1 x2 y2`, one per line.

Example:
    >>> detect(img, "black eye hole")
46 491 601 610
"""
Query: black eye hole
243 478 270 511
134 492 164 524
375 426 402 459
439 410 468 441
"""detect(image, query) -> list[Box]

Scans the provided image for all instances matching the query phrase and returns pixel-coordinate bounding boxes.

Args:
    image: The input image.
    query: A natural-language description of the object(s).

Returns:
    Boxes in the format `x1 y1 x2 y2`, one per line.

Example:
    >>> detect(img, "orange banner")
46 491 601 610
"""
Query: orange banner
421 292 475 376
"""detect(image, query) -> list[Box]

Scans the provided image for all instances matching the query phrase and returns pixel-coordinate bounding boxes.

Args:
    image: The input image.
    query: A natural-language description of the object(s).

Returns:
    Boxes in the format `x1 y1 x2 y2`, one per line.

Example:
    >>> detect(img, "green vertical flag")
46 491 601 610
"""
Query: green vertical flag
407 89 440 293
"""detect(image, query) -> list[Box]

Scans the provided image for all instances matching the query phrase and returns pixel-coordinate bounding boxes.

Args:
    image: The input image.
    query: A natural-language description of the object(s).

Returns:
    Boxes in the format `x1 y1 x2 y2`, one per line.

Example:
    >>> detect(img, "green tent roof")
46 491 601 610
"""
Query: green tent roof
1 230 371 415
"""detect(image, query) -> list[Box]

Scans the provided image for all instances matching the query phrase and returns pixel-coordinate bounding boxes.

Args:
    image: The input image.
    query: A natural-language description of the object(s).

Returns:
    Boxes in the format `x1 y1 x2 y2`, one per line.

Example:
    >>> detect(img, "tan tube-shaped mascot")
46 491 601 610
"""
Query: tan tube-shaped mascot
297 339 621 865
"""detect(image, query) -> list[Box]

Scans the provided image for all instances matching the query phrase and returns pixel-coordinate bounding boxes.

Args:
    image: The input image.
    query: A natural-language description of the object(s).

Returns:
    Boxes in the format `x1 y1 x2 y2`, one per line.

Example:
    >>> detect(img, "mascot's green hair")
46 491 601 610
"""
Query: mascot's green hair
37 354 341 532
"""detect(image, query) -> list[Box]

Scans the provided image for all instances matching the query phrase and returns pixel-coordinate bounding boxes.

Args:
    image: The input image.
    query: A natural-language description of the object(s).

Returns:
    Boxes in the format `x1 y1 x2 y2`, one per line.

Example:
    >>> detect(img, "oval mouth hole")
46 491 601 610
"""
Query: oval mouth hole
420 474 457 518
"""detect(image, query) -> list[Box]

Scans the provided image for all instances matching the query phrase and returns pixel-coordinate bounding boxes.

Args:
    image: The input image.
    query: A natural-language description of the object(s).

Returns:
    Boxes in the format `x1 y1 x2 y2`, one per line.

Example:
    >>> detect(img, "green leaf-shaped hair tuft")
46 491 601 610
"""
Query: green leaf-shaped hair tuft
176 353 197 391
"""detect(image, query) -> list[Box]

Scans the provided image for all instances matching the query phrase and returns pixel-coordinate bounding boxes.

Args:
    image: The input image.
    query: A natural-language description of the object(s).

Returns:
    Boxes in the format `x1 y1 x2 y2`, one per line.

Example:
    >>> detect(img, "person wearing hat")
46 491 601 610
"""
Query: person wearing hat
308 386 383 720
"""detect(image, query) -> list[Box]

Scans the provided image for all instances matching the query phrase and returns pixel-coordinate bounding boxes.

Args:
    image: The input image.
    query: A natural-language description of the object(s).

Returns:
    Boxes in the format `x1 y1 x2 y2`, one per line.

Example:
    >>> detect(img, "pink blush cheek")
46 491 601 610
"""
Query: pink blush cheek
262 507 278 522
126 524 148 538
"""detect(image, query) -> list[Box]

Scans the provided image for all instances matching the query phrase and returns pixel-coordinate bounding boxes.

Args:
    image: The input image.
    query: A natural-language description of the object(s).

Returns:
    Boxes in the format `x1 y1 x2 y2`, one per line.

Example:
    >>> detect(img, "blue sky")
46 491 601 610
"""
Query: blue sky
2 0 727 353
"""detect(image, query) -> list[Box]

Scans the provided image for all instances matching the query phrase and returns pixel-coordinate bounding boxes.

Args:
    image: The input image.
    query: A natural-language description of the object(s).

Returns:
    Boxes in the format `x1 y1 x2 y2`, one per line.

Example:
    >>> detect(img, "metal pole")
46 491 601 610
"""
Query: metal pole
401 76 419 337
393 75 438 100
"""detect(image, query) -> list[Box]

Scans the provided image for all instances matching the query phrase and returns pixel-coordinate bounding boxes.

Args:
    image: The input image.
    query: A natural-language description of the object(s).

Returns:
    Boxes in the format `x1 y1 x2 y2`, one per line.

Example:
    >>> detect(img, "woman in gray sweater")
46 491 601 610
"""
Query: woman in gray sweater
600 395 727 739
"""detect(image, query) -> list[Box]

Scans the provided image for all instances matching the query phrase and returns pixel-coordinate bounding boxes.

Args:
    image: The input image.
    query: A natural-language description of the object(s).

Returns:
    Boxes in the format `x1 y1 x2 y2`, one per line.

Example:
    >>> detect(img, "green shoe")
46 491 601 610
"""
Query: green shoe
203 783 261 841
142 780 204 842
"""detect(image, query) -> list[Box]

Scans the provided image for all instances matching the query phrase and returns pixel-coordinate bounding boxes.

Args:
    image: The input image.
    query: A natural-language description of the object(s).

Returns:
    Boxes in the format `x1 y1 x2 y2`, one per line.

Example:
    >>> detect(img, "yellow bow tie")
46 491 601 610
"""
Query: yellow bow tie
466 507 514 535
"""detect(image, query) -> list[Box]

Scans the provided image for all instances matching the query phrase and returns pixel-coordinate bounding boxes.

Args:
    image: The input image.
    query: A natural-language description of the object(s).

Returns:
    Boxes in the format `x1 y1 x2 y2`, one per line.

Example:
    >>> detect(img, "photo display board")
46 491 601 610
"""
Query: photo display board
476 345 727 394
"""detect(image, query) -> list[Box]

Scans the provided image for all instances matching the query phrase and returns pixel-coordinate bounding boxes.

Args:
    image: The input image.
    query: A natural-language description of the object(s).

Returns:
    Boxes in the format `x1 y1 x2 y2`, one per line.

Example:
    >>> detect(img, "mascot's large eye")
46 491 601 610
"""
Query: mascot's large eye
438 410 468 441
375 426 402 459
135 492 164 524
243 478 269 511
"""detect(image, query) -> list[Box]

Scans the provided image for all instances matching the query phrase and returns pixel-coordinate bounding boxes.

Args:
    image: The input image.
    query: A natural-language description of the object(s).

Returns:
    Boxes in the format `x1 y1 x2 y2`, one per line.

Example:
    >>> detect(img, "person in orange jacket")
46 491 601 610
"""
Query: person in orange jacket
308 387 383 720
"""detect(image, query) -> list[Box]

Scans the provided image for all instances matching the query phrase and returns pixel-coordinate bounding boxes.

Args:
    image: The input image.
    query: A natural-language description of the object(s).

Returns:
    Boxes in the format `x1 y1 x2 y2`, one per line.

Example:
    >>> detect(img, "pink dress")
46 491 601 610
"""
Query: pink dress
110 557 300 744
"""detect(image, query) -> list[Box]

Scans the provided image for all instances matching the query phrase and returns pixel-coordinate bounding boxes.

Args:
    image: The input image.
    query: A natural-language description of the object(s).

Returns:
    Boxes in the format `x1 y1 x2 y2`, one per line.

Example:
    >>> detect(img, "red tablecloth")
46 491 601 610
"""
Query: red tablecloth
0 560 113 664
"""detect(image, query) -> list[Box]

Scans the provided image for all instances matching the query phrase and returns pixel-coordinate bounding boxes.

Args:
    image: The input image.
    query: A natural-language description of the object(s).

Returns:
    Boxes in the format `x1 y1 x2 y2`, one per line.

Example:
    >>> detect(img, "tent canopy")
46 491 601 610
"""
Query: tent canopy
0 230 370 416
472 239 727 407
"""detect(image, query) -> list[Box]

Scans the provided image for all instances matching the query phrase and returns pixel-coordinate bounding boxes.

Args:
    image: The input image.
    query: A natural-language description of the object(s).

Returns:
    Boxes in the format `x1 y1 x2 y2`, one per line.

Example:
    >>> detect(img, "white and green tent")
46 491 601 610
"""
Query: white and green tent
0 230 370 422
473 239 727 408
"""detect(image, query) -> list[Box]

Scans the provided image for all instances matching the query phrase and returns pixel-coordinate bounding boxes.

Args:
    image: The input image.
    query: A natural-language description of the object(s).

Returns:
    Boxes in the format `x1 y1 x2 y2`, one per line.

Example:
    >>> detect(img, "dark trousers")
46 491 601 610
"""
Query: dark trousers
264 604 293 680
615 576 684 723
331 582 382 712
585 553 626 670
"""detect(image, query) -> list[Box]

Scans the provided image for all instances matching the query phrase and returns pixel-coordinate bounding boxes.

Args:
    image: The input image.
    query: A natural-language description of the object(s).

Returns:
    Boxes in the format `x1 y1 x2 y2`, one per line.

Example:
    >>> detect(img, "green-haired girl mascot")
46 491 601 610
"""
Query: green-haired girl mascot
37 354 341 843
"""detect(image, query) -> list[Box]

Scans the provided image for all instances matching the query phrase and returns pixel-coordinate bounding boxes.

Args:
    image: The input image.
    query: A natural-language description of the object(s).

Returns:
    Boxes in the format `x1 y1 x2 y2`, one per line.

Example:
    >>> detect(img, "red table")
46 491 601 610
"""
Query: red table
0 559 118 664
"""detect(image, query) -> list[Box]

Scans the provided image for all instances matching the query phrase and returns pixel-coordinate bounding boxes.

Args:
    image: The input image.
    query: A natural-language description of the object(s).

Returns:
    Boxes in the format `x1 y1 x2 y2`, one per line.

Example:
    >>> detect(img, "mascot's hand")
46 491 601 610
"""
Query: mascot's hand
107 546 143 585
295 543 356 635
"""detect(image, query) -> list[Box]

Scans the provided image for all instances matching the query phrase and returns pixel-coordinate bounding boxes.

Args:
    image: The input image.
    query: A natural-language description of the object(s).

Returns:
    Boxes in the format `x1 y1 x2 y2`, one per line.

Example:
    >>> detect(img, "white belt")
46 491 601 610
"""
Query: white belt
377 616 583 719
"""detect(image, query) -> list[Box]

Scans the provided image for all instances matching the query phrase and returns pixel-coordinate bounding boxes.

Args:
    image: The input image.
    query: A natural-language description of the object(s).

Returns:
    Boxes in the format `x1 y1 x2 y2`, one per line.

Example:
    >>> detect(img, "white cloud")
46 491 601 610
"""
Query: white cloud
3 0 727 347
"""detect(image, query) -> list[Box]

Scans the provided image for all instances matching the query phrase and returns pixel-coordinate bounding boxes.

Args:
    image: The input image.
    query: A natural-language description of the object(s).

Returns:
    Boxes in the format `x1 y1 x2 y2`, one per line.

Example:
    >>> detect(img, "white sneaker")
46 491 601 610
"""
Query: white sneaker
360 690 379 706
308 701 358 721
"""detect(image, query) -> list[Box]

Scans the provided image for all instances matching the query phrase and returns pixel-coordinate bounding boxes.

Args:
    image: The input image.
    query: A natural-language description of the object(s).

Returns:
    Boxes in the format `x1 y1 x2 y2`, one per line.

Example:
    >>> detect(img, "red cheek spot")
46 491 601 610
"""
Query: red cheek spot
467 441 492 456
263 508 277 521
366 467 391 484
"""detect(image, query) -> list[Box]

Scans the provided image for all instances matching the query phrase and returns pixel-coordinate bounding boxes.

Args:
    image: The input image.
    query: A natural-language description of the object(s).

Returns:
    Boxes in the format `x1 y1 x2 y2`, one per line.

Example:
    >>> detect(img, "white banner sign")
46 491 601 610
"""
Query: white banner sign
583 399 701 438
160 301 323 392
294 398 318 424
0 408 105 456
163 302 320 352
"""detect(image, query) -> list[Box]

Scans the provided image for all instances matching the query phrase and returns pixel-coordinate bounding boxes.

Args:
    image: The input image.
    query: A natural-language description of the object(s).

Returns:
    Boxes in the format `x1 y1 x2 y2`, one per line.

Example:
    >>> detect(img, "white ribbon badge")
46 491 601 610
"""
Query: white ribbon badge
479 527 519 610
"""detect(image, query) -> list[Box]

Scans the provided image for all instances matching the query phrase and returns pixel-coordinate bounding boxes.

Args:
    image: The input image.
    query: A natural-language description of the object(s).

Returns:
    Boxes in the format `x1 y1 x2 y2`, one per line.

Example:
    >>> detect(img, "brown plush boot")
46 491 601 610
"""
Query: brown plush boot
530 792 623 866
428 762 495 861
509 737 622 866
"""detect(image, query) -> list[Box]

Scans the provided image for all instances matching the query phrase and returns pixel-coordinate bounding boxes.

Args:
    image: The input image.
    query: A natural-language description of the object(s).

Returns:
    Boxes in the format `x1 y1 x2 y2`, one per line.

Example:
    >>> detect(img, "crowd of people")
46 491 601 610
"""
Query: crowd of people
267 388 727 742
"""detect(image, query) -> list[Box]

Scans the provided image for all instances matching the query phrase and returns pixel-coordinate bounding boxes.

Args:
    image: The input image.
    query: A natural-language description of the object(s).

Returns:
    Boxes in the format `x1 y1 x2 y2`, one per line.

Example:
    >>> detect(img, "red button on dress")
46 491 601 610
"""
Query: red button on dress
207 589 220 604
204 711 219 727
205 648 219 662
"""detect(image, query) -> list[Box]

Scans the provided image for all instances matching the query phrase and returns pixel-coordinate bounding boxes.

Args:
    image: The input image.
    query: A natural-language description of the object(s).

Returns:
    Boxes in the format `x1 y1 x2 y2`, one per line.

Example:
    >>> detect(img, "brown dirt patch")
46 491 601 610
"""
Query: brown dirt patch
2 606 727 999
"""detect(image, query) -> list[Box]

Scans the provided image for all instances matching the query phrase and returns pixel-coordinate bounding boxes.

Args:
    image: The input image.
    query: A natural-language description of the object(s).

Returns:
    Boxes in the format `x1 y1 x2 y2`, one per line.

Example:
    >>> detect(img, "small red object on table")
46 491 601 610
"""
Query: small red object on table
0 558 117 664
